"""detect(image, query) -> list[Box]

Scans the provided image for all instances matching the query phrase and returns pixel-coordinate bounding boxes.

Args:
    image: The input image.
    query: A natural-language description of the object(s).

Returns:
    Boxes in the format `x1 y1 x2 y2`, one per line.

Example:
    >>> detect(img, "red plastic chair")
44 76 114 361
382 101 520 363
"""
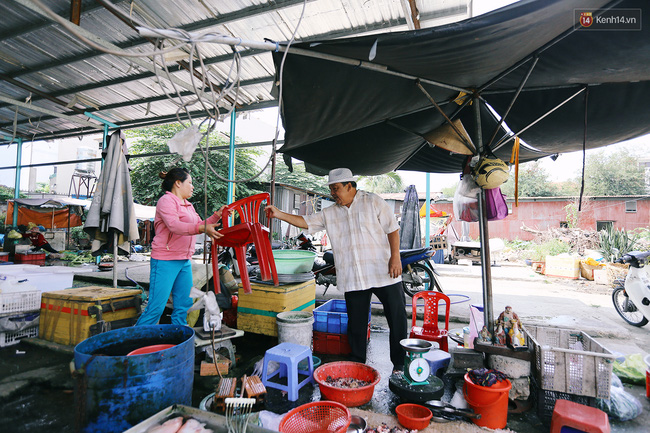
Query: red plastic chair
409 291 450 352
211 193 278 294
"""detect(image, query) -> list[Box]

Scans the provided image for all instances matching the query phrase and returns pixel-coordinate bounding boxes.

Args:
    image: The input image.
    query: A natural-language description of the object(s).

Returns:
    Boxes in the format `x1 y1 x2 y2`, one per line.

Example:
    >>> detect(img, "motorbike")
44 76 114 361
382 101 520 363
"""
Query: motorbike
611 250 650 327
296 233 443 297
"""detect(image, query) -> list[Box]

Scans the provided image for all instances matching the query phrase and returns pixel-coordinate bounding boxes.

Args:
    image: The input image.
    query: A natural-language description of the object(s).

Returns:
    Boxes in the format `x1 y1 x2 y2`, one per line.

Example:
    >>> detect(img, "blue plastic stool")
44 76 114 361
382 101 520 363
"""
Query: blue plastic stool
261 343 314 401
424 348 451 377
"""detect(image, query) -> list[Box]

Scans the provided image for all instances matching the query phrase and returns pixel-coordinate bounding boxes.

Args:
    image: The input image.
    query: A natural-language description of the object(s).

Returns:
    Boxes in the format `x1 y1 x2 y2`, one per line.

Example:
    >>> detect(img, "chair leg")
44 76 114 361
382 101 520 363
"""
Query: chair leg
211 242 221 294
254 225 279 286
235 245 252 294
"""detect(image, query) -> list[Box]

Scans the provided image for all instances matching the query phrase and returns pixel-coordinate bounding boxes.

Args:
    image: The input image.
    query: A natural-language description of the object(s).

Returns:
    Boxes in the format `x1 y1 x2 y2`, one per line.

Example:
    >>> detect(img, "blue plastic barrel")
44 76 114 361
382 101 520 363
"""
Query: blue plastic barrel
73 325 195 433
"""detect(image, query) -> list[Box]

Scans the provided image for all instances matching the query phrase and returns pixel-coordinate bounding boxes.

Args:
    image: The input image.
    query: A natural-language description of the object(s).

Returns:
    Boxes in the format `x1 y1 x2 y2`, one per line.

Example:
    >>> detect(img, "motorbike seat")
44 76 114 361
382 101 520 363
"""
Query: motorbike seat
322 250 334 265
400 247 430 259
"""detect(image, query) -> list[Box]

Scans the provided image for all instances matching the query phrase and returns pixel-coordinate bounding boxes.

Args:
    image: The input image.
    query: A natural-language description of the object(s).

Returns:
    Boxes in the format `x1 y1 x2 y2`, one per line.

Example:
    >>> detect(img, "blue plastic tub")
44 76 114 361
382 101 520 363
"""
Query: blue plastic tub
73 325 195 433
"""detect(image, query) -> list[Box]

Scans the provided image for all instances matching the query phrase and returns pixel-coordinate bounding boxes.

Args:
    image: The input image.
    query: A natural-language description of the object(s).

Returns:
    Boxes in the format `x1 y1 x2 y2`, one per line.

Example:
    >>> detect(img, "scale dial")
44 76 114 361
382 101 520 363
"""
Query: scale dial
407 357 430 382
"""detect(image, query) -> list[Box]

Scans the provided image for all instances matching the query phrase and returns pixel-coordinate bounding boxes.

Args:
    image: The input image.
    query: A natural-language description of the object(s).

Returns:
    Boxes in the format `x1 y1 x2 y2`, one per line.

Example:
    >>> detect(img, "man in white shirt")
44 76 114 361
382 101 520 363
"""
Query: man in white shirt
265 168 407 372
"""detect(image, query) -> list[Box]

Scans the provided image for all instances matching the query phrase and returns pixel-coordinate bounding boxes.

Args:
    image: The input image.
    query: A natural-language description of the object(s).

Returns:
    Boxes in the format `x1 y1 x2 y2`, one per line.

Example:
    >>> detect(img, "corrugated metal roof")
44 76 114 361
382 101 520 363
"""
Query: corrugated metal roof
0 0 469 143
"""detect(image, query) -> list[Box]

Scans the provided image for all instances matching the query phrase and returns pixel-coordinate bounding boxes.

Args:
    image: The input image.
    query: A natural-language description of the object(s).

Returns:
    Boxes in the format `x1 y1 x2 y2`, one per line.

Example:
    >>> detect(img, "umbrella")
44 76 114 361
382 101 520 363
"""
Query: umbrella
84 130 139 287
399 185 421 250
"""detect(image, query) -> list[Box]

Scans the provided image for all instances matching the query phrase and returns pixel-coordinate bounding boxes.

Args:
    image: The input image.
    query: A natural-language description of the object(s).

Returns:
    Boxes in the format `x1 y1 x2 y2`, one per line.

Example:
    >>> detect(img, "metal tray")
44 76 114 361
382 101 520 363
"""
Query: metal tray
122 404 277 433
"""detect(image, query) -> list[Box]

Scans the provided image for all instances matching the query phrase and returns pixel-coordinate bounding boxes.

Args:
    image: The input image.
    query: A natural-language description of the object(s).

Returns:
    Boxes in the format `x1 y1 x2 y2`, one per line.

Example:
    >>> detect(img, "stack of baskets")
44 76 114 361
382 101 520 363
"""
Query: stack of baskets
312 300 370 355
0 289 41 347
526 325 616 424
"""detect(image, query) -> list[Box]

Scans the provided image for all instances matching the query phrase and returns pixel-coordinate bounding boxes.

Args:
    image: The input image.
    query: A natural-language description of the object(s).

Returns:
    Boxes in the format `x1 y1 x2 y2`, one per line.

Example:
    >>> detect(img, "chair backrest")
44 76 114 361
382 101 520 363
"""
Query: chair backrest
222 193 270 228
411 290 451 331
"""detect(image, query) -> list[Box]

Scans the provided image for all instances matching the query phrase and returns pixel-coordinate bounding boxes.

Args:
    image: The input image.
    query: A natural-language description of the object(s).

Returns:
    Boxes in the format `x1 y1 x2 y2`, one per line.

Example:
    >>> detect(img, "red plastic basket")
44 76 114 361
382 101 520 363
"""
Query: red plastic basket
313 361 380 407
395 403 432 430
279 401 351 433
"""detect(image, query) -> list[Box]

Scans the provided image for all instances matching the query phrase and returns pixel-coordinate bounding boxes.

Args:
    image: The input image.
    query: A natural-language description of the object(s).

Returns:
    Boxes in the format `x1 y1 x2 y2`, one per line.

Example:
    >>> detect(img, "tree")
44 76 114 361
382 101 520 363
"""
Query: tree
267 161 329 194
582 149 647 196
501 161 558 197
358 172 404 193
126 124 264 217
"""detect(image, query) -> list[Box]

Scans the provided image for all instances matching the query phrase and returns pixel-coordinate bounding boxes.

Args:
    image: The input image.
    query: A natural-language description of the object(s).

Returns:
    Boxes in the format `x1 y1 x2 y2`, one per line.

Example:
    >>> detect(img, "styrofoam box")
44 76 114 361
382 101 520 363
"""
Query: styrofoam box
0 266 92 292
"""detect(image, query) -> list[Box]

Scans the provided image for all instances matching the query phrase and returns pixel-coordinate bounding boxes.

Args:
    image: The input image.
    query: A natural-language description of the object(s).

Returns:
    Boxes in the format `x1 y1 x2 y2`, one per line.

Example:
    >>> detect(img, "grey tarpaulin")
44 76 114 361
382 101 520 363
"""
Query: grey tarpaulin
84 130 139 257
399 185 421 250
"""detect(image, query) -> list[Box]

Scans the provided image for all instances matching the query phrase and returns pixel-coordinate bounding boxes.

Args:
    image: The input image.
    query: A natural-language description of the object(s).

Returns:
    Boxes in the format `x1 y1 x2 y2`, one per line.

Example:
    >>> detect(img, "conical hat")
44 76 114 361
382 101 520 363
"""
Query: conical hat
423 119 475 155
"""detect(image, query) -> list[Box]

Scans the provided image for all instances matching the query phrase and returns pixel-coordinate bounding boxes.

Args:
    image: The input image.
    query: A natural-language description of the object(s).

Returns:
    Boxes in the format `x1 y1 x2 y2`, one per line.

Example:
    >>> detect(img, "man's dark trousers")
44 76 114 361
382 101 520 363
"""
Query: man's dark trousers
344 282 407 370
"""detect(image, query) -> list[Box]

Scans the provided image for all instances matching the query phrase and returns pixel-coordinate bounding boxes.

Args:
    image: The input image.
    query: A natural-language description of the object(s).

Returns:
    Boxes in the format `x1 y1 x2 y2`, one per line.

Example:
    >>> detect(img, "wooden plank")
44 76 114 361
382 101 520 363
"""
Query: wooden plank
472 340 533 361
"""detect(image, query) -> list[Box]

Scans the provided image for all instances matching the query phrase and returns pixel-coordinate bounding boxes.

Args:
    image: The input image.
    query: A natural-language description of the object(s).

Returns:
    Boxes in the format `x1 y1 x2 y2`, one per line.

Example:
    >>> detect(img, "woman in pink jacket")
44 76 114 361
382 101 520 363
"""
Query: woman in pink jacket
136 167 225 326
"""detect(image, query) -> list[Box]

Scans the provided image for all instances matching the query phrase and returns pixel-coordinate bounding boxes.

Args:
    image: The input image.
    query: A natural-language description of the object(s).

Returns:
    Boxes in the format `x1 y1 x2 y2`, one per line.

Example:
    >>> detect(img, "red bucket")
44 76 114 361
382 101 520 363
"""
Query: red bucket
127 344 175 356
463 373 511 429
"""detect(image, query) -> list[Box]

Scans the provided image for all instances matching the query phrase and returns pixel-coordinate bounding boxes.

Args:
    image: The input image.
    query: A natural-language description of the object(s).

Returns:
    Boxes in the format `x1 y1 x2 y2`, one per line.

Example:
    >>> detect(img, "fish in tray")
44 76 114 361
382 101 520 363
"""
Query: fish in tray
146 416 213 433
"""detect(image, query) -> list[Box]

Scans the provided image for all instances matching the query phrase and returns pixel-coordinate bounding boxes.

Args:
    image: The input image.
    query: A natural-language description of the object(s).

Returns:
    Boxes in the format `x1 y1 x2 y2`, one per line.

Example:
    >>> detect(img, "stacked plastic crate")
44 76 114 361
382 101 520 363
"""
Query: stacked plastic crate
312 299 370 355
0 289 41 347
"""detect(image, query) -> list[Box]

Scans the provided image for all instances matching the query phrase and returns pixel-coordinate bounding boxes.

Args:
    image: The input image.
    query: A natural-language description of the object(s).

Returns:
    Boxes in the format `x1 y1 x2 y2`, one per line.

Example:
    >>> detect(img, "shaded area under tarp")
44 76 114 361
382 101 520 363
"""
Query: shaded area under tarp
6 200 83 229
273 0 650 174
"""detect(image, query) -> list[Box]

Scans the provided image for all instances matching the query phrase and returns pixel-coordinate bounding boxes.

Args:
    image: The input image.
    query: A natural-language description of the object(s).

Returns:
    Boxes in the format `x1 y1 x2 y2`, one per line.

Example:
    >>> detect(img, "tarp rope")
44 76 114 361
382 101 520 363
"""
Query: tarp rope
509 137 520 207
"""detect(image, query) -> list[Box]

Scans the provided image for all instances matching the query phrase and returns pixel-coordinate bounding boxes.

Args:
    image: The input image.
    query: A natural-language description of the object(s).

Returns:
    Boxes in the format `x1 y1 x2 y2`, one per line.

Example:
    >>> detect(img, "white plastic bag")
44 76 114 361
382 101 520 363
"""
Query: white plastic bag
453 175 480 222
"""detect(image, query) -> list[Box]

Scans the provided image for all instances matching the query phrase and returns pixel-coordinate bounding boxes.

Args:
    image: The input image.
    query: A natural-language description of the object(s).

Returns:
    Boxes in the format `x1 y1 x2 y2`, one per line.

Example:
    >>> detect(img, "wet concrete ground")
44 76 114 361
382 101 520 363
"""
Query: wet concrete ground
1 261 650 432
1 310 649 433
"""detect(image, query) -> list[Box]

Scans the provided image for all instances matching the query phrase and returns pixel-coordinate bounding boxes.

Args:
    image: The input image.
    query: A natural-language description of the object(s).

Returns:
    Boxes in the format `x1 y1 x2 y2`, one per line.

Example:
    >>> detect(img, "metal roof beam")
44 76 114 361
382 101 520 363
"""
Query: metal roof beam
3 99 279 142
0 94 103 130
0 75 274 131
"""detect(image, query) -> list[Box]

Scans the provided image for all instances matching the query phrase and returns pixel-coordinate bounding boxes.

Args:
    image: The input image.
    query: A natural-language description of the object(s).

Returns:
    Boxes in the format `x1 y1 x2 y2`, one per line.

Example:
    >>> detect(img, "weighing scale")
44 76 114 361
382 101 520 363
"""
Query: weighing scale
400 338 432 385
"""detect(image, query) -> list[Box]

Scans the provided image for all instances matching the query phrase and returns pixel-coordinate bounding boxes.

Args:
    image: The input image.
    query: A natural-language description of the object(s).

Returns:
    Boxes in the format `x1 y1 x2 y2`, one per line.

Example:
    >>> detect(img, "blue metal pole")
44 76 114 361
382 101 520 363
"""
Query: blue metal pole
12 138 23 226
425 173 431 247
227 109 236 205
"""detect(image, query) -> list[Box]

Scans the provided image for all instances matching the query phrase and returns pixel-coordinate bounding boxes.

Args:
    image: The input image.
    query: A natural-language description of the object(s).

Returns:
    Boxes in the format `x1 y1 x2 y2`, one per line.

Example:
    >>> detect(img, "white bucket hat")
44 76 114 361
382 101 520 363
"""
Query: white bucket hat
327 168 357 186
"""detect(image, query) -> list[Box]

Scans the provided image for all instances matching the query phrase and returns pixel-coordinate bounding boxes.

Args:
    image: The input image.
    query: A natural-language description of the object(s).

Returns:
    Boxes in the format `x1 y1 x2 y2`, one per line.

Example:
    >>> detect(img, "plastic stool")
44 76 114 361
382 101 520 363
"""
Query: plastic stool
550 400 610 433
261 342 314 401
423 348 451 377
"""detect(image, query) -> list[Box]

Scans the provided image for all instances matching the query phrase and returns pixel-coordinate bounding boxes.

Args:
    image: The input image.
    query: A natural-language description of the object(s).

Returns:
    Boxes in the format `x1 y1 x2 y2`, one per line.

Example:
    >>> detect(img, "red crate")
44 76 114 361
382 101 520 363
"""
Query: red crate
314 331 351 355
313 327 370 356
0 253 9 262
14 253 45 265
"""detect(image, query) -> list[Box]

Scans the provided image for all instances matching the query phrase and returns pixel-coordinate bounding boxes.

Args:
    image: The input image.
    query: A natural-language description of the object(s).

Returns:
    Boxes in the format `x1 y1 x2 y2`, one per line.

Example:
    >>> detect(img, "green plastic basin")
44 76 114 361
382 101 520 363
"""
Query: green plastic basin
272 250 317 274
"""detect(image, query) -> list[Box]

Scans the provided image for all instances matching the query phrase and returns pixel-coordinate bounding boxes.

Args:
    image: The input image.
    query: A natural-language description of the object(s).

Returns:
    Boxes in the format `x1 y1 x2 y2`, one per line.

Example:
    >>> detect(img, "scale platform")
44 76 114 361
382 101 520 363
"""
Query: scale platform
388 372 444 403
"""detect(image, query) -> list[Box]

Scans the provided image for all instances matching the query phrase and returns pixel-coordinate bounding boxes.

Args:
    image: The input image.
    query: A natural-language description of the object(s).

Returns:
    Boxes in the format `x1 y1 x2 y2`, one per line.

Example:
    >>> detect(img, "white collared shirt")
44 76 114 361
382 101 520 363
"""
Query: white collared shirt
303 190 401 292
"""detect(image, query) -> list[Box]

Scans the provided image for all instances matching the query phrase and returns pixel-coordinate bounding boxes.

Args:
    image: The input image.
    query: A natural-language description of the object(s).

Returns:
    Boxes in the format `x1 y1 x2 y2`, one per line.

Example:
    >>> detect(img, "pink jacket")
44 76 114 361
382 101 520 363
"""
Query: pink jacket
151 192 220 260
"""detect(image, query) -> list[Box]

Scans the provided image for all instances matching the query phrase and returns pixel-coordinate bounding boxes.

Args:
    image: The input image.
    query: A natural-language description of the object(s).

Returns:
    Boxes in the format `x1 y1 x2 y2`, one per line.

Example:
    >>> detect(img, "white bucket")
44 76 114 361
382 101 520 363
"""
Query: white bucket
276 311 314 348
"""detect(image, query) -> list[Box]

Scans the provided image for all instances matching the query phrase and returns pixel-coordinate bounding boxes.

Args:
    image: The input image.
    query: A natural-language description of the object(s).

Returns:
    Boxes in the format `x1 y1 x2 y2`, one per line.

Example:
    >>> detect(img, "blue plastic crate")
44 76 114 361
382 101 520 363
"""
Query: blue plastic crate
313 299 371 334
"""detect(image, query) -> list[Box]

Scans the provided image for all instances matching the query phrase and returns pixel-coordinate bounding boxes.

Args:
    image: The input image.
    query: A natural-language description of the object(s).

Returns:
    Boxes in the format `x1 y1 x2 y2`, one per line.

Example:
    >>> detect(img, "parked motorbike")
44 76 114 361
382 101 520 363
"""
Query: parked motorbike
612 251 650 327
296 233 443 297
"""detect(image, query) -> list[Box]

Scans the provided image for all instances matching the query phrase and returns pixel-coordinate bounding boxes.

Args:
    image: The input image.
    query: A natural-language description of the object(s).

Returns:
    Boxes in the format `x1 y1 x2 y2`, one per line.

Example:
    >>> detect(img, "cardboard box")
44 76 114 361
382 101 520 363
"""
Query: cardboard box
39 286 142 345
237 280 315 337
544 256 580 279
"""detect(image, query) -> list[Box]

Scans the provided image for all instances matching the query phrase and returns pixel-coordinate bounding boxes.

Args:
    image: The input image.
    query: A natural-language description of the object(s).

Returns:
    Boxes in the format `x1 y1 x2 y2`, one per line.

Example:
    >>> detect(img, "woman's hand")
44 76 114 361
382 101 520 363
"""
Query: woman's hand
202 223 224 240
213 205 229 220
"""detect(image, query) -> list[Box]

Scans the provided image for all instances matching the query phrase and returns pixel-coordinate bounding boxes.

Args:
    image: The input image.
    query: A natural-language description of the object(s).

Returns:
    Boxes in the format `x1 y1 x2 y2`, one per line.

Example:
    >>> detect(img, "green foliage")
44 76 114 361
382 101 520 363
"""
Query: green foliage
583 149 647 196
501 161 559 197
126 124 264 217
0 211 5 226
35 182 49 193
564 201 579 228
599 226 639 262
0 185 25 201
268 162 328 194
69 226 90 245
357 172 404 193
441 184 457 198
528 239 571 262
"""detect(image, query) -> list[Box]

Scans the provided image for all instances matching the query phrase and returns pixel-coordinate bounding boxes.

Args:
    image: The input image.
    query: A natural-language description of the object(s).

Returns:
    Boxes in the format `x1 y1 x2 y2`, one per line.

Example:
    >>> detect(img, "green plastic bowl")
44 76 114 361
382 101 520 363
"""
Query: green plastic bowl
272 250 316 274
